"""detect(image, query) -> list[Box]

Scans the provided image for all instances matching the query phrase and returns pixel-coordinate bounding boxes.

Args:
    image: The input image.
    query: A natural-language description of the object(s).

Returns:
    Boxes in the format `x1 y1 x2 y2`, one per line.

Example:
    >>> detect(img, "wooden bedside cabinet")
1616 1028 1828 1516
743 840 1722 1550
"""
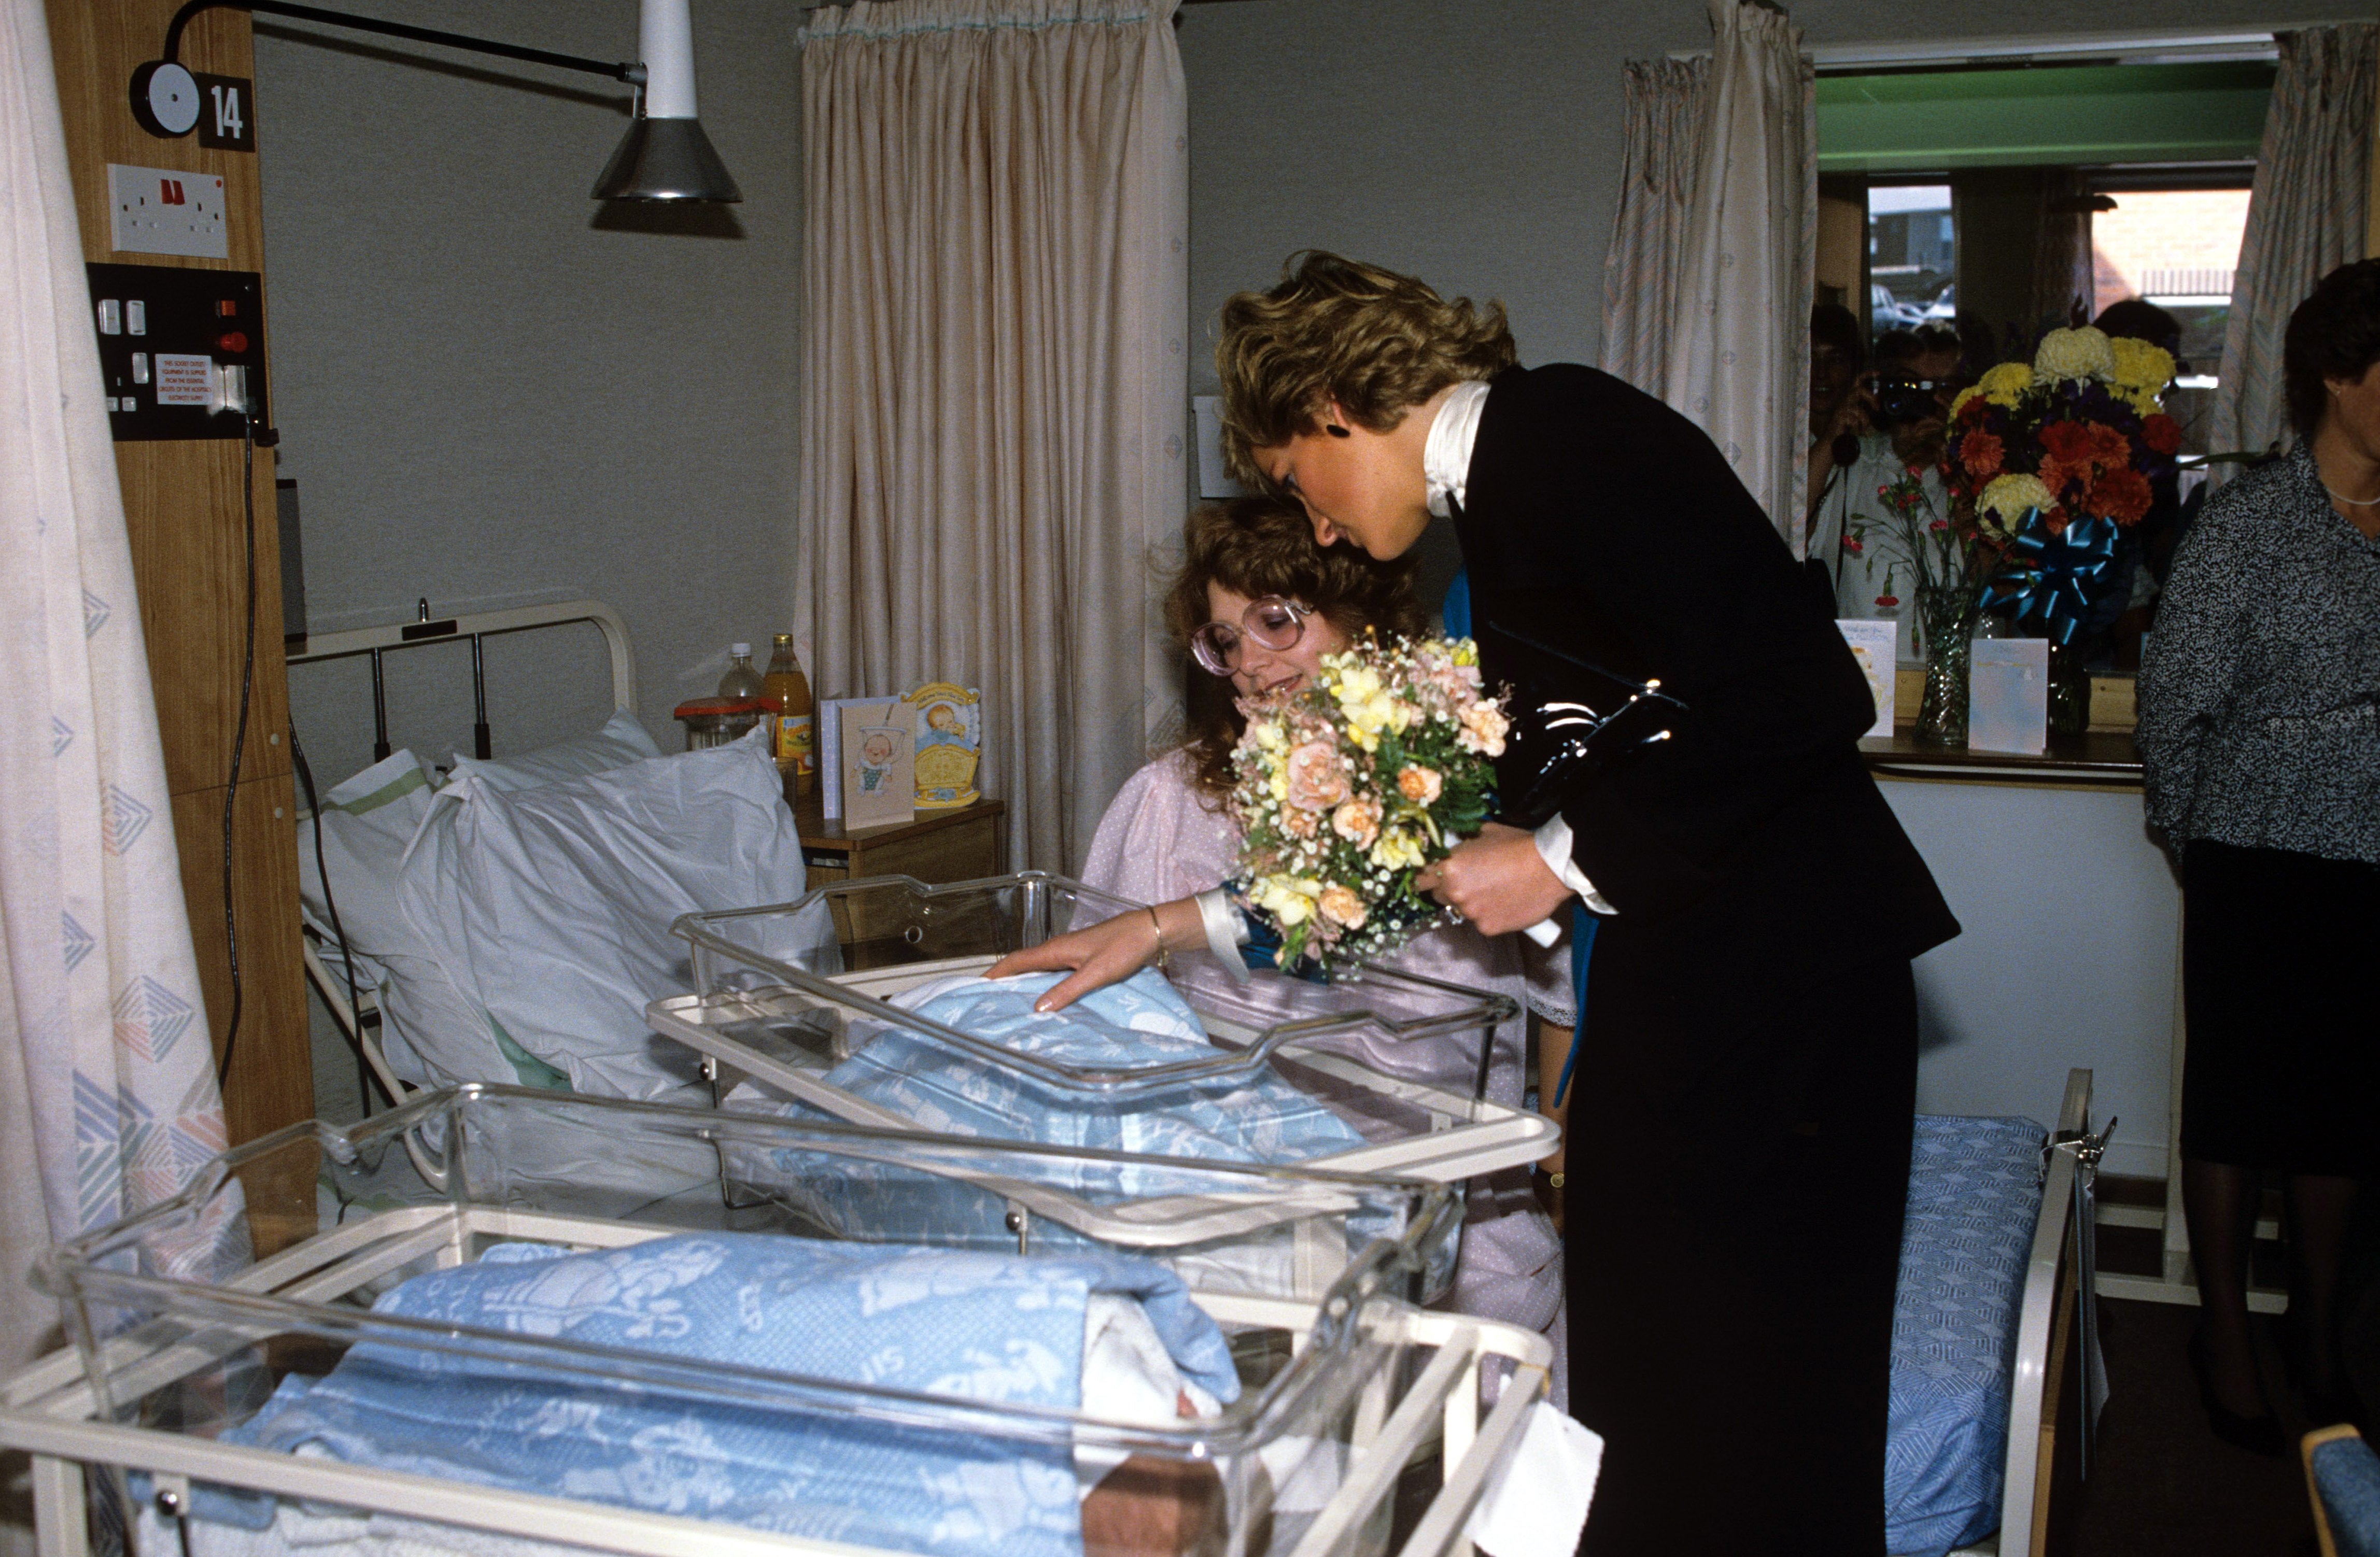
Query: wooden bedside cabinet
789 788 1004 887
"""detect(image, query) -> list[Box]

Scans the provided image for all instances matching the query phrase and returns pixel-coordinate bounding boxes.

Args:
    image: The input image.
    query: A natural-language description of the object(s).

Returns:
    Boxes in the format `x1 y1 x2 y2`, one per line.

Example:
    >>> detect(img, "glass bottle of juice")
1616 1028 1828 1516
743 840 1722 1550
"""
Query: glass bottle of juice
764 633 816 794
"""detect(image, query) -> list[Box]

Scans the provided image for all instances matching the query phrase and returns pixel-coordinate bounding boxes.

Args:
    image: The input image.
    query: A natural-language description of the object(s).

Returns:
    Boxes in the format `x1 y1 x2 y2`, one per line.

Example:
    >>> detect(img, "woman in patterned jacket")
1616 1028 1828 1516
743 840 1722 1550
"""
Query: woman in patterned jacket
2138 257 2380 1450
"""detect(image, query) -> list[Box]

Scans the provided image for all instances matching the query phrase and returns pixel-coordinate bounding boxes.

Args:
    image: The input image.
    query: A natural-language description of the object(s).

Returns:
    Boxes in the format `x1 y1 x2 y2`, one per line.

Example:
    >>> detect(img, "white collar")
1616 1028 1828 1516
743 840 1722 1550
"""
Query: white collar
1424 379 1492 519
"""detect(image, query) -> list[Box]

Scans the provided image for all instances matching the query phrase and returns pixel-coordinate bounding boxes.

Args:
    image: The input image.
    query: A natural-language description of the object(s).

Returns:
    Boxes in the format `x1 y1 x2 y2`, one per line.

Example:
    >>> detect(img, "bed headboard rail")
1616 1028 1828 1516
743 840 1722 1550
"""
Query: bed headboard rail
287 598 637 762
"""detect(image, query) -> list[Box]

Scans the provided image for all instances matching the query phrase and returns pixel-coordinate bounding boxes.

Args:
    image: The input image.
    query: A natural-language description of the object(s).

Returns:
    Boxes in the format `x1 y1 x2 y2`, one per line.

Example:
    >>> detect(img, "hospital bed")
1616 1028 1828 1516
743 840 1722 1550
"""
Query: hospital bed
1 1087 1564 1557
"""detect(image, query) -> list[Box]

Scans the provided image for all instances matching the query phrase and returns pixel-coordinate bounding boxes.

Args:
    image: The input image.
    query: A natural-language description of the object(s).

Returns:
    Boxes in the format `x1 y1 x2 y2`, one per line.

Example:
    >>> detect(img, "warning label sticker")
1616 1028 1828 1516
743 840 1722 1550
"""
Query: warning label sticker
153 353 212 407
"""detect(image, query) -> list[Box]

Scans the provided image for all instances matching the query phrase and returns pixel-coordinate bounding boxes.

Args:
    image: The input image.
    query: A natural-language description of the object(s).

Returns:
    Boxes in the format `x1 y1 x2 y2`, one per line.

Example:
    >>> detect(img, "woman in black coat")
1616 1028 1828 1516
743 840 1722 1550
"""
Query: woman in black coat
998 253 1958 1555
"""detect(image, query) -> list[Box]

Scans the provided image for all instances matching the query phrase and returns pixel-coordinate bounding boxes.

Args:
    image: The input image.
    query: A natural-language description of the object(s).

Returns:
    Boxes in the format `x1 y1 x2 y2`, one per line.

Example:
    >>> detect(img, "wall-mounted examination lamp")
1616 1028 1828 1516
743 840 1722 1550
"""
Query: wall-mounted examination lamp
131 0 742 202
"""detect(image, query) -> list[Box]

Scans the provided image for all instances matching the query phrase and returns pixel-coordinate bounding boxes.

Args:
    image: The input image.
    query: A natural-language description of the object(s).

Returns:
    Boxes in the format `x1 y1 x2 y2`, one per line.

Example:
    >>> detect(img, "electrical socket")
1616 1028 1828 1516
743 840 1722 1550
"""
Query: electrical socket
107 164 228 259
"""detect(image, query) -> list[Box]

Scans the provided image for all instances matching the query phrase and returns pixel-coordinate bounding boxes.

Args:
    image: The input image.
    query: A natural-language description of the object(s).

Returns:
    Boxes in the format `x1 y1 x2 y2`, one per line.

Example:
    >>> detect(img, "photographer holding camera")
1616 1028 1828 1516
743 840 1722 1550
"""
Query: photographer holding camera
1808 325 1967 653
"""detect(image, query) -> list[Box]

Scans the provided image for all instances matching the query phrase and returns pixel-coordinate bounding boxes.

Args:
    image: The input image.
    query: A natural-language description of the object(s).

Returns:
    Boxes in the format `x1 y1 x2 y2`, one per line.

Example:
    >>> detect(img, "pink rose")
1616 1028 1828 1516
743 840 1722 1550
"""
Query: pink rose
1456 701 1509 757
1332 797 1382 848
1283 806 1319 839
1317 884 1368 930
1285 742 1351 811
1396 765 1443 805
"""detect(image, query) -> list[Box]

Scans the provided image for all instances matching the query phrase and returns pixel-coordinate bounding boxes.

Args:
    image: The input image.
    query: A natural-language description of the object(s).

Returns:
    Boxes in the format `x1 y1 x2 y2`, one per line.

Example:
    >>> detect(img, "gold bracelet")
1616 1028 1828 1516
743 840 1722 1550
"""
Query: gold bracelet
1144 905 1168 971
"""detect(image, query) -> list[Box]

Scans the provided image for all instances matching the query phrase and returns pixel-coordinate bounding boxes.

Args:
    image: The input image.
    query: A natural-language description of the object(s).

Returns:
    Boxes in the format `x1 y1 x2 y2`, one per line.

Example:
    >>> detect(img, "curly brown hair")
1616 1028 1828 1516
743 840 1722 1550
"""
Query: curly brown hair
1170 497 1425 798
1216 251 1517 488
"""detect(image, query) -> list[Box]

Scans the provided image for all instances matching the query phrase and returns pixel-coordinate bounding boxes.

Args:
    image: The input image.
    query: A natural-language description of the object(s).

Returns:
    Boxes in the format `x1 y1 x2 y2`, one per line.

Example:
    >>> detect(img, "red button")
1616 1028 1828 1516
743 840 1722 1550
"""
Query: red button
216 331 248 353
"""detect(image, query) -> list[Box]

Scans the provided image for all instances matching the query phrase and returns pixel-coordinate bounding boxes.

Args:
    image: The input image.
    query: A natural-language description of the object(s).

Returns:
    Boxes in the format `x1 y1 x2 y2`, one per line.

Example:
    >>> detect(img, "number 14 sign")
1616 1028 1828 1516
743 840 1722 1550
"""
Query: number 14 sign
193 73 254 152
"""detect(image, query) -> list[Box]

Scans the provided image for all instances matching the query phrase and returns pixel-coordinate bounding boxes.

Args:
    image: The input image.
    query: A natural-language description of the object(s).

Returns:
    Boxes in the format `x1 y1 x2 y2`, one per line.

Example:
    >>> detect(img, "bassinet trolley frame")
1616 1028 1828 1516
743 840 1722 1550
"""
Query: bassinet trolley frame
2 1088 1551 1557
650 873 1557 1190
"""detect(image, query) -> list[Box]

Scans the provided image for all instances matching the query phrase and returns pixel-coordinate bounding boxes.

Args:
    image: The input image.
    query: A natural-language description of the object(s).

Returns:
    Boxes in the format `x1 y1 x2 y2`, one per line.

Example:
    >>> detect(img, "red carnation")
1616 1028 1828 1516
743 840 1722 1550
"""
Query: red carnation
1875 595 1898 608
1962 431 2005 481
2088 466 2154 526
1842 537 1865 555
2141 414 2182 455
2040 420 2096 465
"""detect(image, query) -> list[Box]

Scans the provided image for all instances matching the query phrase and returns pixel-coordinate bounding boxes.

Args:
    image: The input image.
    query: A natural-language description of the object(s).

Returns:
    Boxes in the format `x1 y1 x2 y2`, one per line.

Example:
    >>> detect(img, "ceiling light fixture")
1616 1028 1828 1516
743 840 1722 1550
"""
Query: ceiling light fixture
132 0 742 204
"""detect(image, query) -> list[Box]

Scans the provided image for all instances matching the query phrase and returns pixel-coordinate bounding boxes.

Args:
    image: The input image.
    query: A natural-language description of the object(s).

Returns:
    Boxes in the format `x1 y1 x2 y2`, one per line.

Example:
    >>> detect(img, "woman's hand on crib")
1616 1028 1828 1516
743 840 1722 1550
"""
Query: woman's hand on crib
987 898 1201 1012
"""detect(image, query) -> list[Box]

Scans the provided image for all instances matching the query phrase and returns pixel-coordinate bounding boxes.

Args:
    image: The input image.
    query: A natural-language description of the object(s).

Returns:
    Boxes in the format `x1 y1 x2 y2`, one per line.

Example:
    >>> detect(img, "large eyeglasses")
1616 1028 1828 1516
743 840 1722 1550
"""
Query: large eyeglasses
1190 597 1315 677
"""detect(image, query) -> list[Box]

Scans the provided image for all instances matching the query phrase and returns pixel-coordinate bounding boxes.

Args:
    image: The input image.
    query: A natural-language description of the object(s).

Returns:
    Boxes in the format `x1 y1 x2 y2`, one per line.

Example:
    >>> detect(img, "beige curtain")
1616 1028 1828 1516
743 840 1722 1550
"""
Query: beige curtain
1660 0 1816 555
2209 23 2376 466
795 0 1189 873
1599 58 1709 398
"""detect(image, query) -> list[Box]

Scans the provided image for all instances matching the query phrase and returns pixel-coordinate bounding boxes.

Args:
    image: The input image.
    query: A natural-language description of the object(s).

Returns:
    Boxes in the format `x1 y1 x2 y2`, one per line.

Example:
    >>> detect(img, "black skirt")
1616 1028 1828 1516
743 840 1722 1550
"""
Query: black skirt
2180 839 2380 1175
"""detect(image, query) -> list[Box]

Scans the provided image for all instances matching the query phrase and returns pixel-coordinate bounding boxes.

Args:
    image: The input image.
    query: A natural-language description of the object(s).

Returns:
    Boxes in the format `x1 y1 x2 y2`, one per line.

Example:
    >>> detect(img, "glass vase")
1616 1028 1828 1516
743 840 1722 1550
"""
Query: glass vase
1913 585 1980 747
2047 640 2091 737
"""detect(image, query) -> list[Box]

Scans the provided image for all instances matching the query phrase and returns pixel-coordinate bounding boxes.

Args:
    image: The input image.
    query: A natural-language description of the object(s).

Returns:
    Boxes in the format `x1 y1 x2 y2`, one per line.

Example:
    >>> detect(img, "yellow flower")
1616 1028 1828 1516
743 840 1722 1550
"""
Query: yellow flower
1252 719 1287 753
2032 327 2115 385
1450 639 1479 668
1978 362 2032 406
1251 875 1321 926
1369 828 1427 872
1978 473 2055 535
2126 388 2164 419
2108 337 2175 394
1950 386 1982 418
1332 665 1384 707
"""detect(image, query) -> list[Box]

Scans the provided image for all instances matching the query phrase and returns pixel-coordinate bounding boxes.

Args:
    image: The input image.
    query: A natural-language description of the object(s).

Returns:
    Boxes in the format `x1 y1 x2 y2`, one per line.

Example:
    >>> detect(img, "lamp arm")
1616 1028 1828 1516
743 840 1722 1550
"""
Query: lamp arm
162 0 644 85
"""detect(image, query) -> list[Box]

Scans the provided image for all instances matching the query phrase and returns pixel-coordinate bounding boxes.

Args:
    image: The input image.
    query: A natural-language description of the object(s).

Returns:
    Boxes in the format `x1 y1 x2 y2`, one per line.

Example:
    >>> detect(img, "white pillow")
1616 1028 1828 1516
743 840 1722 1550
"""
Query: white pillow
293 749 501 1087
445 708 661 792
396 726 829 1102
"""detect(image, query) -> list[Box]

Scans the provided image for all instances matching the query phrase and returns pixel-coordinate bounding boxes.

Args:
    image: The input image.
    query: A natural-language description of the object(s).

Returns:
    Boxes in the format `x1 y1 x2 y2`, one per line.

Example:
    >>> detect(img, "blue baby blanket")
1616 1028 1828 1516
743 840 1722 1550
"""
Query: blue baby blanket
1885 1114 2049 1557
209 1235 1237 1557
824 970 1370 1166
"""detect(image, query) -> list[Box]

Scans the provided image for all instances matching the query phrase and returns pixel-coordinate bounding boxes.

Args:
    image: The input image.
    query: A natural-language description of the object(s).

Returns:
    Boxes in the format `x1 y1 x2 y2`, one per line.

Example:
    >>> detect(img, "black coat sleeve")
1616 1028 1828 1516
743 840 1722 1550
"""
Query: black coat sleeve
1464 366 1886 923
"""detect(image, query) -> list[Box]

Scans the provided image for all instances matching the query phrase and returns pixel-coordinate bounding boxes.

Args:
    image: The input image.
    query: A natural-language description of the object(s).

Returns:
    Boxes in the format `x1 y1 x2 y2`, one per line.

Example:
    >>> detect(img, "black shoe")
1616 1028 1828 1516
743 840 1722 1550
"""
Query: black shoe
2189 1331 2285 1455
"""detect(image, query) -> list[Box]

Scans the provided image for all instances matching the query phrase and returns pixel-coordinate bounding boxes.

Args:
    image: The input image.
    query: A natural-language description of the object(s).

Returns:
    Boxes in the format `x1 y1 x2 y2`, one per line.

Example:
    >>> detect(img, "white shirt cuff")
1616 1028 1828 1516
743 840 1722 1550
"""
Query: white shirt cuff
1193 888 1253 982
1533 817 1616 916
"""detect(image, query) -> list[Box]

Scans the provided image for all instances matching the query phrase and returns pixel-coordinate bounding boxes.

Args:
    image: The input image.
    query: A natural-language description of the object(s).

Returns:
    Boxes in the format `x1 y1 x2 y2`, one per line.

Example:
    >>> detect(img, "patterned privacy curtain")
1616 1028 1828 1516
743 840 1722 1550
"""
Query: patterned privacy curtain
2209 23 2376 469
1599 58 1710 399
2 0 235 1519
794 0 1190 874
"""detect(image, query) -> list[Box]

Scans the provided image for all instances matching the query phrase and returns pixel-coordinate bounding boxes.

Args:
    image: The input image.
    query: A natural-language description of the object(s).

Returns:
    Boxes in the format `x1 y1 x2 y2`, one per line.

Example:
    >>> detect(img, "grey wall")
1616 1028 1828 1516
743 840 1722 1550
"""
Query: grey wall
1177 0 2370 388
254 0 801 784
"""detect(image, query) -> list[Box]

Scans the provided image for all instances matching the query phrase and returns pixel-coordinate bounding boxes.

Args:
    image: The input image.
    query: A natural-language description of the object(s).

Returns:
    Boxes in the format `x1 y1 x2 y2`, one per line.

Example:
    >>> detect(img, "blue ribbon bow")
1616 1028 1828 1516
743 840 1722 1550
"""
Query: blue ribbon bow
1979 510 2121 646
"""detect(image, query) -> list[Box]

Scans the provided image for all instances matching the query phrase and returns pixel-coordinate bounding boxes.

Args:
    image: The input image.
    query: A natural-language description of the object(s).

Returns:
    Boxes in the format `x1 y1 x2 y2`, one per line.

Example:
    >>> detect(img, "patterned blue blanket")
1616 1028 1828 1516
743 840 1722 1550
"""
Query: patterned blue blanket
1886 1114 2048 1556
207 1235 1237 1557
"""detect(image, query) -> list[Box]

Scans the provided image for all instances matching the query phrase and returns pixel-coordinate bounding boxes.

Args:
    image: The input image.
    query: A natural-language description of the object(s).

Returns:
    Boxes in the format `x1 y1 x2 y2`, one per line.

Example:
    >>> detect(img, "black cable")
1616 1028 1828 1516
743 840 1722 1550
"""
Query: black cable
216 411 259 1087
289 725 391 1115
163 0 639 82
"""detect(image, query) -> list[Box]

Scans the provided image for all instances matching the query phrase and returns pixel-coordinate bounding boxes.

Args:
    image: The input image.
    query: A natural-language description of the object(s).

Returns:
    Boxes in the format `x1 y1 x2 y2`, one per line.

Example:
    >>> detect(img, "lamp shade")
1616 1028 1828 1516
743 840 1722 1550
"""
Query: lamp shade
593 0 742 202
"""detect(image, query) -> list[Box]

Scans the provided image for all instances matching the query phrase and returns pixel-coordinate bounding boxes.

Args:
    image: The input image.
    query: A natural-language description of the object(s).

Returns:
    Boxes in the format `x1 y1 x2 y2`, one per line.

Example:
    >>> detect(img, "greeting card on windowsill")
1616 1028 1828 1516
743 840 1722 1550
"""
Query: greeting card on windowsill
1968 639 2049 755
840 701 915 829
1836 619 1897 739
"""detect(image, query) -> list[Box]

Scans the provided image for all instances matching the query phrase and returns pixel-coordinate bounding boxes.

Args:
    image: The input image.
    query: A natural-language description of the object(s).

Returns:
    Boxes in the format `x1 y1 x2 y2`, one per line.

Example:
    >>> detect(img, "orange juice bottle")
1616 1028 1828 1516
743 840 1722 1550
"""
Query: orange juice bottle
764 633 815 794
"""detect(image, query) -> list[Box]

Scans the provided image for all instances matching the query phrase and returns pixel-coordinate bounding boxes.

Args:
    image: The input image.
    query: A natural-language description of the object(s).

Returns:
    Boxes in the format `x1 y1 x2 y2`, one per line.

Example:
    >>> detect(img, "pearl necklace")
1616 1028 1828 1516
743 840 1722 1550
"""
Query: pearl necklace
2322 481 2380 507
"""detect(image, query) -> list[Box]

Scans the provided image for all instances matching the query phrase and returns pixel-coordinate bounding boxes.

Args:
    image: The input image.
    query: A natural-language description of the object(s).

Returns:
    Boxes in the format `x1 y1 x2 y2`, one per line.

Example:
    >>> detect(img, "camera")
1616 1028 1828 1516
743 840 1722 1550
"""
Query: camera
1871 375 1945 430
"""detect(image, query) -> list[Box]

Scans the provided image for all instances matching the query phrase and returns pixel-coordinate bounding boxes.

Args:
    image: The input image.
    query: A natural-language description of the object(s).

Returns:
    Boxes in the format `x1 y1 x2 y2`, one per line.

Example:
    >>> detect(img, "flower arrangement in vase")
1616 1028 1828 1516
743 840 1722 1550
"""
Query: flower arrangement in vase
1843 467 2008 747
1942 326 2182 732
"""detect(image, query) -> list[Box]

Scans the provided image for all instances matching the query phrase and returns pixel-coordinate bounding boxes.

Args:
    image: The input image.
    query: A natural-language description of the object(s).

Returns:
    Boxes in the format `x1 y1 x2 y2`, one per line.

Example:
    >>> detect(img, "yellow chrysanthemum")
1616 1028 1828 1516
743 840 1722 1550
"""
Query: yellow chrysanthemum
2108 337 2175 394
1977 361 2033 407
1978 473 2055 535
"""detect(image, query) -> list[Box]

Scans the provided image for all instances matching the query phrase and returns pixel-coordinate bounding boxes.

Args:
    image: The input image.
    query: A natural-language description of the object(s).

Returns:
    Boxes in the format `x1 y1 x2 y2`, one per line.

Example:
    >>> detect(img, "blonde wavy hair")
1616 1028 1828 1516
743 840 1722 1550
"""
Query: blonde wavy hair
1216 251 1517 487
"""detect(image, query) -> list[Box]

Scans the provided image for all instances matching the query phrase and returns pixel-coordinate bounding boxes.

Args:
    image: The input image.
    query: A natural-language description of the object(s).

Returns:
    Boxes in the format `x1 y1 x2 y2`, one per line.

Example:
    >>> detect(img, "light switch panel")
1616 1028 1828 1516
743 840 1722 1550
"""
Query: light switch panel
107 164 228 259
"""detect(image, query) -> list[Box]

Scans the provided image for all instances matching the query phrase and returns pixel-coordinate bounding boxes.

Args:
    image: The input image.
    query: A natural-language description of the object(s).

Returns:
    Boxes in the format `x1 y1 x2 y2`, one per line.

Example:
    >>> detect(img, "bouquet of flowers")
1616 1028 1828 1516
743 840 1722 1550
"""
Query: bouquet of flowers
1943 325 2182 540
1227 634 1508 974
1842 463 2003 613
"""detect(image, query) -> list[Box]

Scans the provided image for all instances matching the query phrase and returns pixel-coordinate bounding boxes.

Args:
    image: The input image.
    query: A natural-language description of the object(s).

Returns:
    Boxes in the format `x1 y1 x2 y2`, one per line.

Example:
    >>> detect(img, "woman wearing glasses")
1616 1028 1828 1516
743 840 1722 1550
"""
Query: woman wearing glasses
1078 496 1576 1406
